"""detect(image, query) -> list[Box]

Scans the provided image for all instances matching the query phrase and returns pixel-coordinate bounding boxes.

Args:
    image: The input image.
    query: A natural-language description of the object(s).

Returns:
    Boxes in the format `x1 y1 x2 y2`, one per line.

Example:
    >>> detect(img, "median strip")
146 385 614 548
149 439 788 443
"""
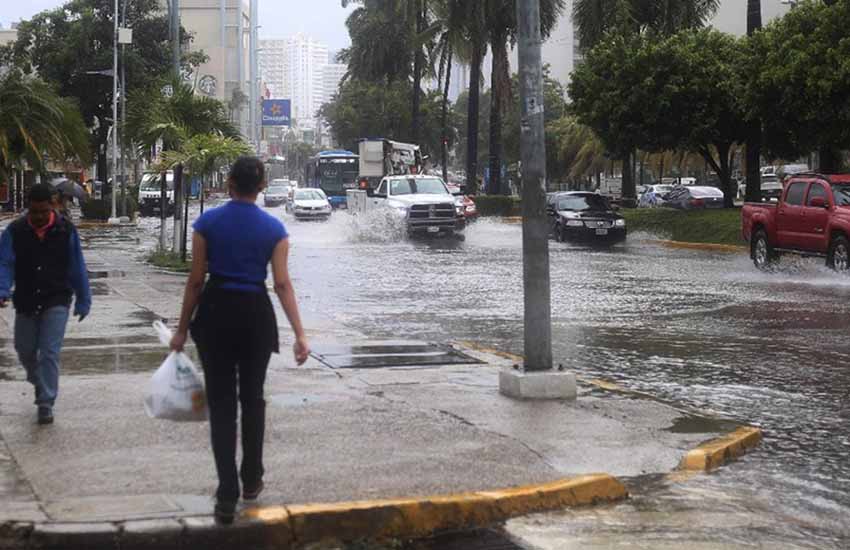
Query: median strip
680 426 763 471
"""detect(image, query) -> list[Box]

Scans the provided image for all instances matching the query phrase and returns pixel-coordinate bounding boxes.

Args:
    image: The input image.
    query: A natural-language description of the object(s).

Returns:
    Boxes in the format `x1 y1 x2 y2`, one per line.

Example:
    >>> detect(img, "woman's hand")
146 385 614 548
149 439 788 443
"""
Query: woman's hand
170 330 188 353
294 337 310 365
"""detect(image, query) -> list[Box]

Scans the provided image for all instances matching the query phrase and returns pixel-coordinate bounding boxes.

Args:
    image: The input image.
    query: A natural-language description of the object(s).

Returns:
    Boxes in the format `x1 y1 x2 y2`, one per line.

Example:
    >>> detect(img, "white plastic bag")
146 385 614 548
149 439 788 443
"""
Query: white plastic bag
144 321 208 422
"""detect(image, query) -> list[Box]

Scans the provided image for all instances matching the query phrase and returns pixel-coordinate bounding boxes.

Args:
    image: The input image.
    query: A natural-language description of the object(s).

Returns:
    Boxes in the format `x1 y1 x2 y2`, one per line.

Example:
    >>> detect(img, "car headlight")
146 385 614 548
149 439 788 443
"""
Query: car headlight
465 205 476 213
392 205 409 217
614 219 626 227
566 220 584 227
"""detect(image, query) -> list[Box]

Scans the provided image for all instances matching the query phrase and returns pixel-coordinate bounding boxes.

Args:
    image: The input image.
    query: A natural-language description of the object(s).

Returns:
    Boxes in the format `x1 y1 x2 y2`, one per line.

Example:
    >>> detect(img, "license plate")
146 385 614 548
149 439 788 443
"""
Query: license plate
595 228 608 235
427 226 440 233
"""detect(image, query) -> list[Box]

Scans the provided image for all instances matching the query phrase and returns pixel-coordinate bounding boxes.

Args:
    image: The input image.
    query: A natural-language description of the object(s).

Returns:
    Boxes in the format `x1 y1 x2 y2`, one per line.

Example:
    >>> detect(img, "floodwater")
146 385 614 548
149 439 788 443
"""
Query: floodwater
265 208 850 548
52 202 850 546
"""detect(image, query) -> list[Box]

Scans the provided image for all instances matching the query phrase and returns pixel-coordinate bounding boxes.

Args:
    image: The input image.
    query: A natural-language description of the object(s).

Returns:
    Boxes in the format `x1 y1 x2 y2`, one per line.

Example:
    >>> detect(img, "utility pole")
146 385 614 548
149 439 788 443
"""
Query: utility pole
171 0 183 253
108 0 119 223
120 0 128 218
249 0 259 152
499 0 575 400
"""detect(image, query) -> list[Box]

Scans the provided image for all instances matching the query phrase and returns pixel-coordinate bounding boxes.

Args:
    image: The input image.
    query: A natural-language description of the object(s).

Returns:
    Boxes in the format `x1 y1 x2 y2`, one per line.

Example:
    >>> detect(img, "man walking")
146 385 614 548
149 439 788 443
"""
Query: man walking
0 184 91 424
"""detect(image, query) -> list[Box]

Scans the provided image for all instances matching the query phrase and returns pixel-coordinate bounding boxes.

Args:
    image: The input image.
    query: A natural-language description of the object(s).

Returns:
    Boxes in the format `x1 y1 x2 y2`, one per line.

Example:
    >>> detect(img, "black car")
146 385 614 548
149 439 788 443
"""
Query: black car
551 192 627 244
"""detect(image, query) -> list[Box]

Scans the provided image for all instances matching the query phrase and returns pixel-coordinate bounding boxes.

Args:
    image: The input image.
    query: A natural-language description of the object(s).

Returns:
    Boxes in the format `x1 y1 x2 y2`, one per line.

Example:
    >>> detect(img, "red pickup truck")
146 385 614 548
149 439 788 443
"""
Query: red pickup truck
742 173 850 271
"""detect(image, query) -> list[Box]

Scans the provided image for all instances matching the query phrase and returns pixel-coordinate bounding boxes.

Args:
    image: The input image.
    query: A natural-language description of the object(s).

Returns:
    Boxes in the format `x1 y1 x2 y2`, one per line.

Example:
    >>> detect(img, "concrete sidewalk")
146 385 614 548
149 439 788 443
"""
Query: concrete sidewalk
0 229 760 549
0 341 753 549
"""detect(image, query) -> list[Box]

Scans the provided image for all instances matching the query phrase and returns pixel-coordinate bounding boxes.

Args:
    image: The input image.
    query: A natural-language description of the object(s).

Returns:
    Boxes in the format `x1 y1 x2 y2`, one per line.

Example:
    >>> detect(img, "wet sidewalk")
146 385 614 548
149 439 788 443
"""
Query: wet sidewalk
0 229 757 550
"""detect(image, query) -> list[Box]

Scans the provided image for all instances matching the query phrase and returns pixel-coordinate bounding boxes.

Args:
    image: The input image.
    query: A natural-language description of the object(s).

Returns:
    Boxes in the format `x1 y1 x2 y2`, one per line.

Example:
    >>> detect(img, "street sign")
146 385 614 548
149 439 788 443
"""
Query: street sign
118 27 133 44
262 99 291 127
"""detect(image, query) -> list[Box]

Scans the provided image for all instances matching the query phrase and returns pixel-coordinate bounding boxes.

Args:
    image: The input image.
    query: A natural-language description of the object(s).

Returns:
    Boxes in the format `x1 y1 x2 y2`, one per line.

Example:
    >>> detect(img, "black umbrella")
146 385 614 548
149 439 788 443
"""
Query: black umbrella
49 178 89 201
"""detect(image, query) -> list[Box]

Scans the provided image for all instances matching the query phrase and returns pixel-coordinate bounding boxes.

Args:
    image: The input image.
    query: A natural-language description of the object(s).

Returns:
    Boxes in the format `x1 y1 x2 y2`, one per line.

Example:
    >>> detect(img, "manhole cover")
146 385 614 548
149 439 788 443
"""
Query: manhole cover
310 342 484 369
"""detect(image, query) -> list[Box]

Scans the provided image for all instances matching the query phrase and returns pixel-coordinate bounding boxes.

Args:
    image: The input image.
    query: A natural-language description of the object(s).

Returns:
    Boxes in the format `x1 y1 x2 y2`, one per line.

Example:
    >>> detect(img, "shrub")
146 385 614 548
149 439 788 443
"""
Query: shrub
473 195 521 217
147 250 191 272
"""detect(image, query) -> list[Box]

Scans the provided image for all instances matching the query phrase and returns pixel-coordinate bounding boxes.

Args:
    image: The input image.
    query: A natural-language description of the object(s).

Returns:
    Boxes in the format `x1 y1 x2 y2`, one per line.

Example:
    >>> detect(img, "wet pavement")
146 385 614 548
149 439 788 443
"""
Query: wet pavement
1 202 849 548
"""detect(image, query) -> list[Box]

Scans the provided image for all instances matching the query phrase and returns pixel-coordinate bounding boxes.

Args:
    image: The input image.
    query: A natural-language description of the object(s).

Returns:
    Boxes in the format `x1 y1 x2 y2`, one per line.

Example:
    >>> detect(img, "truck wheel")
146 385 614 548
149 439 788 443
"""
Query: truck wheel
827 235 850 273
752 229 776 271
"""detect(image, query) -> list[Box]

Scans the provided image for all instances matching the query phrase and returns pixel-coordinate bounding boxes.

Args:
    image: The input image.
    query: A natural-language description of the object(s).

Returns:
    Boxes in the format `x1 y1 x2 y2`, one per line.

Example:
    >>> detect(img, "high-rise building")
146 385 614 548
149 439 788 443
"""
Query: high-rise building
259 34 340 129
164 0 252 135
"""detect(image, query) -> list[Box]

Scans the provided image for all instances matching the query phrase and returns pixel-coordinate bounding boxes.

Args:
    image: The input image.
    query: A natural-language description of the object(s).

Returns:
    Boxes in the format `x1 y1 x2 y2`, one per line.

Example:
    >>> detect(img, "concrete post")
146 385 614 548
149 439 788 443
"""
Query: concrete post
499 0 575 400
516 0 551 372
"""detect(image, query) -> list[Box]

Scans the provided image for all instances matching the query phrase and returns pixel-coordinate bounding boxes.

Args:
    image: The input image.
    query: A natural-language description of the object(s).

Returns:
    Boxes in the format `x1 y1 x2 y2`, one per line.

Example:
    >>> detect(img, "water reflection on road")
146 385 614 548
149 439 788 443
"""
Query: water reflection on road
115 204 850 546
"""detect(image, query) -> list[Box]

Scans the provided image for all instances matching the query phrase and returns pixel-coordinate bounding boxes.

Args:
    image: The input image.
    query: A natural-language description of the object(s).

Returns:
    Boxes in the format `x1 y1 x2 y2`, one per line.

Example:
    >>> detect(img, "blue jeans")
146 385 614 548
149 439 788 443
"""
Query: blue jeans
14 306 70 408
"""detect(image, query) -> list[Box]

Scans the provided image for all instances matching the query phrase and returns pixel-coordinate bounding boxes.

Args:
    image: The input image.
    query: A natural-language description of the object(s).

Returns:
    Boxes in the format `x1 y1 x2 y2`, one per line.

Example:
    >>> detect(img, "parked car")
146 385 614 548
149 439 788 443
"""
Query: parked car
287 188 332 220
551 192 626 244
263 180 290 207
137 172 174 216
664 185 724 209
638 184 674 208
742 173 850 272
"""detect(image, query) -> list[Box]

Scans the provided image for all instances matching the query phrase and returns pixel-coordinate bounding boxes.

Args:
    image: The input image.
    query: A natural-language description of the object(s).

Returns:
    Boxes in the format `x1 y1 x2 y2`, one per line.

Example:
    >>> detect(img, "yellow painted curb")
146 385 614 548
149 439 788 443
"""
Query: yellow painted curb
680 426 763 471
243 474 627 546
649 239 747 252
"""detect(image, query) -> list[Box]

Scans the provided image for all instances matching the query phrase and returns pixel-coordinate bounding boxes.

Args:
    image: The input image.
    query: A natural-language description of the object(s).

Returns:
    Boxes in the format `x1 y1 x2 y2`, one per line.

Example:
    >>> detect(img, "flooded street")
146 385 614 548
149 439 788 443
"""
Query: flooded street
51 203 850 547
263 208 850 548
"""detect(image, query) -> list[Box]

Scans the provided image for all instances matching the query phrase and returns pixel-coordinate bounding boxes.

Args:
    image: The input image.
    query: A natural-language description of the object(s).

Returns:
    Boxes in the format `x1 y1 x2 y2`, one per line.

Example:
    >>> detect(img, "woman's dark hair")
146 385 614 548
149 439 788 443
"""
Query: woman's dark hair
28 184 53 204
229 156 265 196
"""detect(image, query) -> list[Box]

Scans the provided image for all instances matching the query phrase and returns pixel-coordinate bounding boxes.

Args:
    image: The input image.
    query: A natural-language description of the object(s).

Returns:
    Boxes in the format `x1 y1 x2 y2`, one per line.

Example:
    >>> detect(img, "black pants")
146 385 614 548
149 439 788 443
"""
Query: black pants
192 287 277 502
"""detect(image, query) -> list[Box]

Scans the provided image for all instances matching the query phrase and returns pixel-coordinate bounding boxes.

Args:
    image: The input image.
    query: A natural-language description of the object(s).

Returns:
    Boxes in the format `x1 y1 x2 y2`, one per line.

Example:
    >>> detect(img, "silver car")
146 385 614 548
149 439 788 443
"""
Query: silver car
664 185 725 209
264 181 289 207
288 188 332 220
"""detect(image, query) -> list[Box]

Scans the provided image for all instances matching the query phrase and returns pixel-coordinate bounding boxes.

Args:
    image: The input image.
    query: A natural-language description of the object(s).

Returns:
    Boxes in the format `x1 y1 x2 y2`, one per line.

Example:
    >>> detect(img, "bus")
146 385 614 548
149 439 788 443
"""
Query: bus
304 150 359 208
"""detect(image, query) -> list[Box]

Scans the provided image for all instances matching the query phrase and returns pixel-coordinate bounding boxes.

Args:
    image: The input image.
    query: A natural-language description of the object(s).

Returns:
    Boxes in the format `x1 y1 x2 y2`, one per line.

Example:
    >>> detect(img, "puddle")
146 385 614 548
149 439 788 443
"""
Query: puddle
121 309 167 329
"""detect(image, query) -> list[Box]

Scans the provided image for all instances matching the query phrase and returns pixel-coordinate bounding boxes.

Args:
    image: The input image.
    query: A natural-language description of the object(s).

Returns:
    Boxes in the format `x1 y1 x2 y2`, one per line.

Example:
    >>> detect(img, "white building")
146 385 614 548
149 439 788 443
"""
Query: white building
259 33 331 129
318 62 347 107
0 24 18 48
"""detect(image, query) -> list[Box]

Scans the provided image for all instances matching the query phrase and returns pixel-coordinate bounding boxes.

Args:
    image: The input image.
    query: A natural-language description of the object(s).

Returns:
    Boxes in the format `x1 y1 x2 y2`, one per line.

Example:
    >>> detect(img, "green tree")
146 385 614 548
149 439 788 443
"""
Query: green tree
570 29 748 206
572 0 721 204
319 78 449 162
156 134 251 181
746 0 850 172
0 71 91 184
7 0 190 180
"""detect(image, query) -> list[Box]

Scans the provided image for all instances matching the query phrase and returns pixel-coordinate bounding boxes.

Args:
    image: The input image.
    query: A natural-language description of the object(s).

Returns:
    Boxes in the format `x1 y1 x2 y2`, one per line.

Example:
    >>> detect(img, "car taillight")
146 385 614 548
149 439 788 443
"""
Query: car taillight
690 198 704 207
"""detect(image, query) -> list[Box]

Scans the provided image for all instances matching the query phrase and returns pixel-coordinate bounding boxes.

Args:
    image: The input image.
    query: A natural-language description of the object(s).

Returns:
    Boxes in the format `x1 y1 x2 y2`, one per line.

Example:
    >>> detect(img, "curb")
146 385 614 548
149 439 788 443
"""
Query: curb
679 426 763 471
646 239 747 252
0 476 626 550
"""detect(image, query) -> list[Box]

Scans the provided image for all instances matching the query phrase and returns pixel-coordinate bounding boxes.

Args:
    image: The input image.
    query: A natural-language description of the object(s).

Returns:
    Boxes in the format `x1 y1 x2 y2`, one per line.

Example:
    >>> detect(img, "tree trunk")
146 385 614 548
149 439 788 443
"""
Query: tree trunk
411 0 426 142
621 150 636 207
159 171 168 251
489 37 510 196
467 39 484 196
701 143 735 208
745 0 763 203
172 163 184 253
819 147 841 173
441 45 453 184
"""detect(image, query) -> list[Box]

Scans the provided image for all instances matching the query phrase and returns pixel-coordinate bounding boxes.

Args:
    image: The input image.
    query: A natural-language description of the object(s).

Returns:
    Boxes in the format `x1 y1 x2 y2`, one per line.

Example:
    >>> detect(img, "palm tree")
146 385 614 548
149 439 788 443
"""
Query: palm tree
0 71 90 207
127 78 237 251
744 0 762 202
484 0 565 195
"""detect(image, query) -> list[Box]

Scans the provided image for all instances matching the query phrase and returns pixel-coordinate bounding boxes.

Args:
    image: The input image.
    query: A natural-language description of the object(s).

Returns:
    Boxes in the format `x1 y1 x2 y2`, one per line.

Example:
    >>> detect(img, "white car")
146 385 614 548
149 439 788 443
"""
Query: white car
288 188 332 220
638 184 674 208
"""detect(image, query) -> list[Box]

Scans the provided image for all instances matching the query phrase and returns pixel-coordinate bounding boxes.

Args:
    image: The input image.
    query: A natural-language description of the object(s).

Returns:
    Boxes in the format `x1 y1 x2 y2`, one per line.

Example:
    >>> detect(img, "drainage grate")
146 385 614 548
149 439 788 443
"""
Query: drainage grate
310 342 485 369
410 529 526 550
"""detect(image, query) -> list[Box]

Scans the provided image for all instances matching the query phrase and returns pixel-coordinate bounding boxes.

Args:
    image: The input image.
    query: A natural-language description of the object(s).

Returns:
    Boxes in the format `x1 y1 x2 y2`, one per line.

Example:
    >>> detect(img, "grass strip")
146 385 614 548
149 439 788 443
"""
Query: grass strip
622 207 743 246
147 250 191 273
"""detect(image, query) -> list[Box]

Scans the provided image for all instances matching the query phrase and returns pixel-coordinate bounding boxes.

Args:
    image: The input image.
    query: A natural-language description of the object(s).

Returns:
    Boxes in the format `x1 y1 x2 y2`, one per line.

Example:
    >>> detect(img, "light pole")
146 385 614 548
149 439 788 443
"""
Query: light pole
499 0 575 400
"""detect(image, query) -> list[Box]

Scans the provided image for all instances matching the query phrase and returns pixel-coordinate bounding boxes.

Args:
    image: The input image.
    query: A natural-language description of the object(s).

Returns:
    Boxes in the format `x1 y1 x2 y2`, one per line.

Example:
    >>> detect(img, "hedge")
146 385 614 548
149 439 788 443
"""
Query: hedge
473 195 521 217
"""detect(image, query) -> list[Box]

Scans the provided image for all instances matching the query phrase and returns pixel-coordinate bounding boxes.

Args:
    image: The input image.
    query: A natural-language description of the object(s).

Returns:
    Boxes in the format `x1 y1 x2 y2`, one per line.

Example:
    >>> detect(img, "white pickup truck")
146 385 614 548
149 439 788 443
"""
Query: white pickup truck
138 172 174 217
347 175 461 236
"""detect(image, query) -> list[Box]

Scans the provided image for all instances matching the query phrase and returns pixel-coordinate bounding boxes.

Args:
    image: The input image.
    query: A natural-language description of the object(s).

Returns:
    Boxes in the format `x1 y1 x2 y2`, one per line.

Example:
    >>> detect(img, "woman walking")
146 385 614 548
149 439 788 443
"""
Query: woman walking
170 156 309 524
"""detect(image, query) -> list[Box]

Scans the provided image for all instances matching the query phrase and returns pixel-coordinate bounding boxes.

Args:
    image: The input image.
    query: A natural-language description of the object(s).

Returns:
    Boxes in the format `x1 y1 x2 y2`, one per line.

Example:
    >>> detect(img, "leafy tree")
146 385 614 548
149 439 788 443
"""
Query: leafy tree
319 78 450 163
0 71 91 183
7 0 189 180
746 0 850 172
156 134 251 181
572 0 721 203
570 29 747 207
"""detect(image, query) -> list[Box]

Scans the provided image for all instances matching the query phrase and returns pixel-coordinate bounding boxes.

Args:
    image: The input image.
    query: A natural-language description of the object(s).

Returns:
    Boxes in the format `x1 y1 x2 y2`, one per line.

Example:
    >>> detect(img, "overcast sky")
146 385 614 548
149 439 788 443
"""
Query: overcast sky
2 0 355 50
1 0 791 51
